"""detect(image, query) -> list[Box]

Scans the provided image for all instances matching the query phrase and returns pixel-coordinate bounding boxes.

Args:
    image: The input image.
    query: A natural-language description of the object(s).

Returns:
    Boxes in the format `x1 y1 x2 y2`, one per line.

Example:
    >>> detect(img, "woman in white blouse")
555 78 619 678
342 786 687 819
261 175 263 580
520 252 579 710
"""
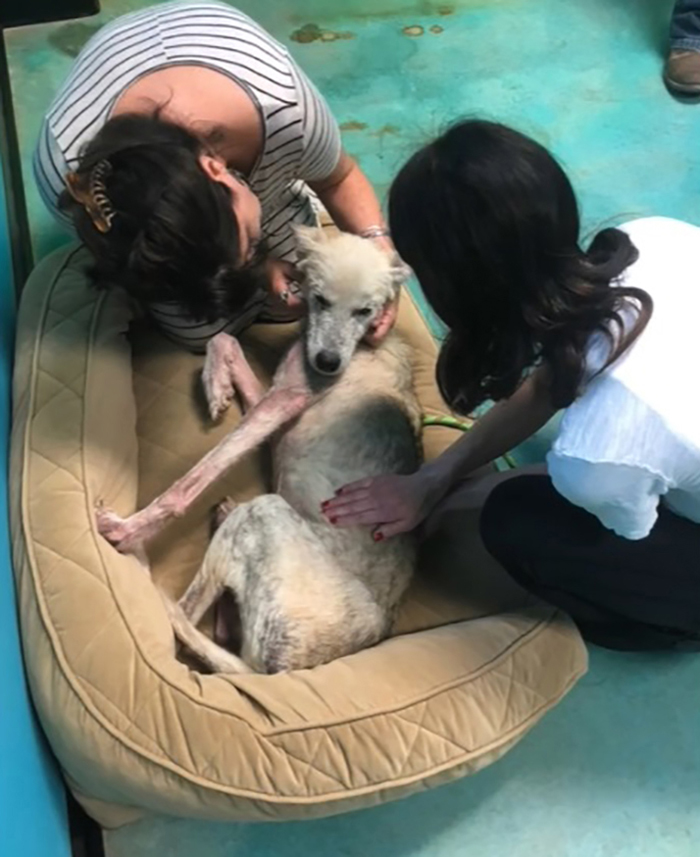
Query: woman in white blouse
323 120 700 652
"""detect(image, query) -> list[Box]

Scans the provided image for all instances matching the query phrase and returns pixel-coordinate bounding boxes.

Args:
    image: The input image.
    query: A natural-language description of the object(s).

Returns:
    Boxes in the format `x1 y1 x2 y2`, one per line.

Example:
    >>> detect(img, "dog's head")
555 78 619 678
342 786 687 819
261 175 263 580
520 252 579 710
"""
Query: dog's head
294 226 400 377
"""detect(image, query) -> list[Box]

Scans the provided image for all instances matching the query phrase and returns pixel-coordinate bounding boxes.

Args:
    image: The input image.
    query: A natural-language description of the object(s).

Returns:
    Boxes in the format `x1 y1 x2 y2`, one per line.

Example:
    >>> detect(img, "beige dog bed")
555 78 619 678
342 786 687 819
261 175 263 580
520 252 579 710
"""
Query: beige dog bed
10 244 587 828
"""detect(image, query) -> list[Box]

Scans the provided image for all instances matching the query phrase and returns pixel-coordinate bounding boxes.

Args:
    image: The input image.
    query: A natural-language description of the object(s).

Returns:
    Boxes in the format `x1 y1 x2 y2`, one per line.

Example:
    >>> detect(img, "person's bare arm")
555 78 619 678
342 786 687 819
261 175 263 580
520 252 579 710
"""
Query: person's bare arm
309 152 390 244
322 368 557 537
419 368 557 502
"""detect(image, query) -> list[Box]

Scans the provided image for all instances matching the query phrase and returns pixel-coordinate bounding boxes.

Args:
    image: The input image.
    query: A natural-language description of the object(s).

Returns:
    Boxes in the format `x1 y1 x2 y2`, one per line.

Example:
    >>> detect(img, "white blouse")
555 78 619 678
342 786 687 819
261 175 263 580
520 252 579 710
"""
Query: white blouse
547 217 700 540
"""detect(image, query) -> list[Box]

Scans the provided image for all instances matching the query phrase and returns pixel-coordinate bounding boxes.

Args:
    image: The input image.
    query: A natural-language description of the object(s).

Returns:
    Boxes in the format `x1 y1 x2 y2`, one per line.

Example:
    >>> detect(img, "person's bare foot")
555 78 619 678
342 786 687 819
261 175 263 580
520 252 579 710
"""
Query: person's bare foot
664 50 700 95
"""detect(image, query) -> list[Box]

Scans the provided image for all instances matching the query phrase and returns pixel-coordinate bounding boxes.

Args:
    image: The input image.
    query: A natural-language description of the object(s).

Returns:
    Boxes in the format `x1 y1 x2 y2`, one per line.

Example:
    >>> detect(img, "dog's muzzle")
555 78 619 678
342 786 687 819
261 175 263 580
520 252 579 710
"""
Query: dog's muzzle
313 350 342 375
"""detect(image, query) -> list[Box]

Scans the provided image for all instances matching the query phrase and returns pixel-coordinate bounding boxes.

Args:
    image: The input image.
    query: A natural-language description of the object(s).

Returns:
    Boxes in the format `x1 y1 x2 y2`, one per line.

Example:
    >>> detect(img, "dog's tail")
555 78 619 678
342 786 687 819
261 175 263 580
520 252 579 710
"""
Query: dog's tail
159 592 252 675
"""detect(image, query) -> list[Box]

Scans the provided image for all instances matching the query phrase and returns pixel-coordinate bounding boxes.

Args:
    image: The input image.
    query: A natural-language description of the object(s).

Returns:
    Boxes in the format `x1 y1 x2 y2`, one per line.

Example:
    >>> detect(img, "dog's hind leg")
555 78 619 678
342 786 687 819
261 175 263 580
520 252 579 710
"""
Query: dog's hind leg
161 596 251 674
212 496 237 532
207 496 388 673
168 500 267 673
179 550 228 628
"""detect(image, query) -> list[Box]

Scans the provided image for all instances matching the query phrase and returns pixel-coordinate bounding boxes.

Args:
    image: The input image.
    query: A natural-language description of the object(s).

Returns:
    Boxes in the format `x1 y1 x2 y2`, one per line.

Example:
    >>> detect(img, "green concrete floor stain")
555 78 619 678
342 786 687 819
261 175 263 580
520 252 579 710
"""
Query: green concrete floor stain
6 2 700 856
282 1 510 25
290 23 356 43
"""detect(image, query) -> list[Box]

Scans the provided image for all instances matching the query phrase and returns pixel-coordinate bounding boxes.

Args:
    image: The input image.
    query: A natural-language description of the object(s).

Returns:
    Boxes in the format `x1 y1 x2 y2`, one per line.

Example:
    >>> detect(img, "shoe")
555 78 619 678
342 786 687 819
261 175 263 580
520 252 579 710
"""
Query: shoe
664 50 700 95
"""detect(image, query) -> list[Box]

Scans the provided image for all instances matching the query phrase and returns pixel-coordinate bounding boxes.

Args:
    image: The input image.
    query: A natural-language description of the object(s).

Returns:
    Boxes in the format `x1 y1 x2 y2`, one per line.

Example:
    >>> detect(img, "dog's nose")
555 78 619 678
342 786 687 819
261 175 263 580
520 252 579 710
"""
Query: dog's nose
314 350 341 375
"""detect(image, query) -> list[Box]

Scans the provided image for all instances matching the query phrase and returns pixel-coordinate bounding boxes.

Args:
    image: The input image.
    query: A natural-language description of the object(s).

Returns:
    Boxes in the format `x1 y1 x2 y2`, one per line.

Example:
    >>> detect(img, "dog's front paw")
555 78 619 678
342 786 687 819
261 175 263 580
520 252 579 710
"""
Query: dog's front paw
203 363 234 422
203 334 236 421
95 502 141 555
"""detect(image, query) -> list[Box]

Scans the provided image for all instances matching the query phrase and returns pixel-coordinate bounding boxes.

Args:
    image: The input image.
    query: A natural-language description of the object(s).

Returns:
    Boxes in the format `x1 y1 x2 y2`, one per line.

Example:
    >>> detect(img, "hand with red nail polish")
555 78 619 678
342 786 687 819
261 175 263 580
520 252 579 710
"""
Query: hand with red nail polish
319 472 434 538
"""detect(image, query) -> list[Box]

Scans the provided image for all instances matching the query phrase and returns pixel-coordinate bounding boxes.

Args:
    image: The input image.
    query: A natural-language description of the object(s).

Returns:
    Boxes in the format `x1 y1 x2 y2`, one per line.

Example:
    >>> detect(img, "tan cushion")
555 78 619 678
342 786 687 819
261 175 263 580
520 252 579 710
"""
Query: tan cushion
10 244 587 829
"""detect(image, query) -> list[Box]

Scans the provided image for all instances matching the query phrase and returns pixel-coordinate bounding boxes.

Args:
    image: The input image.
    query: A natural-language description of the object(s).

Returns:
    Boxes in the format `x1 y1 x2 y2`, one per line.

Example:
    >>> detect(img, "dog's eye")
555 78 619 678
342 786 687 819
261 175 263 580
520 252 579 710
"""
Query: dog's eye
353 307 372 318
314 294 331 310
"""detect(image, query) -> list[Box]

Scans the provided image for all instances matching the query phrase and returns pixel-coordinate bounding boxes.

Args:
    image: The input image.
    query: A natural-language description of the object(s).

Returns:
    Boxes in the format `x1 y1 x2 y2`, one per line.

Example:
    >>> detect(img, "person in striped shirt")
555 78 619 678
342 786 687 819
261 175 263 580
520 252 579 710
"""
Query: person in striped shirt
34 2 399 351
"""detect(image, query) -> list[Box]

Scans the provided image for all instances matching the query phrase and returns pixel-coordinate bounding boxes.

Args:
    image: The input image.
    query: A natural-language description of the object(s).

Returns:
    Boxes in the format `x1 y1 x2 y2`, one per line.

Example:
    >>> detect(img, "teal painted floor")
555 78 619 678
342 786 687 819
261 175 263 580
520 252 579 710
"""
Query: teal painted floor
5 1 700 856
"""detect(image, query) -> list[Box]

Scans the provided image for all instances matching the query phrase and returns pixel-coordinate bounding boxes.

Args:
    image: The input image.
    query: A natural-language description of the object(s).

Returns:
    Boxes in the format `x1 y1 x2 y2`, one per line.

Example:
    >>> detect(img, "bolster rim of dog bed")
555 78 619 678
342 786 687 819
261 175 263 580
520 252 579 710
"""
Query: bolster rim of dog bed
9 244 587 828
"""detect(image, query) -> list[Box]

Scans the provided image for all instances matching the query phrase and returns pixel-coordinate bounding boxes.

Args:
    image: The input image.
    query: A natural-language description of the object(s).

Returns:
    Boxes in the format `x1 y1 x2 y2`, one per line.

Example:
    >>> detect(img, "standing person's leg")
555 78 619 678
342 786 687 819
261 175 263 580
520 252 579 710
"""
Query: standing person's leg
479 475 700 651
665 0 700 95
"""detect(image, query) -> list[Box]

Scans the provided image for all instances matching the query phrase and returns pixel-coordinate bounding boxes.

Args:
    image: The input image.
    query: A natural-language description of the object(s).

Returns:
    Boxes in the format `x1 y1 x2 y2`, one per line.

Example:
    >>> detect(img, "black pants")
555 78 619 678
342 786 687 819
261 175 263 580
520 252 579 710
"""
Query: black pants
672 0 700 51
480 475 700 651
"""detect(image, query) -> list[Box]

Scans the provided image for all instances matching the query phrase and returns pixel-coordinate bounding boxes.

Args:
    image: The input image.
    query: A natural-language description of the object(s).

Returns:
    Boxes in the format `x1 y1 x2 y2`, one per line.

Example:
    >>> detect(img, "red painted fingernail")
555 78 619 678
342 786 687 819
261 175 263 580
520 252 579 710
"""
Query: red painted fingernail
373 532 384 542
321 501 329 509
330 516 338 525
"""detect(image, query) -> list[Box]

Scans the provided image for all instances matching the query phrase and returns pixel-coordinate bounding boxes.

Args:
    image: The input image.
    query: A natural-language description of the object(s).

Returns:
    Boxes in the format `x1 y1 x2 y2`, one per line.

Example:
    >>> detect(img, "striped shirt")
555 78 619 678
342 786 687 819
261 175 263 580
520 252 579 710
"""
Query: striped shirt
33 1 341 350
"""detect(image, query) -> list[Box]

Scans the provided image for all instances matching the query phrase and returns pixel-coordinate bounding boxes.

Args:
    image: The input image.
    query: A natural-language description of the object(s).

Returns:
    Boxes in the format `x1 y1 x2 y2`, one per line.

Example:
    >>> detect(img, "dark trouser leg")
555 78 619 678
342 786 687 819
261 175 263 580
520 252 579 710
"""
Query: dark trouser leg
671 0 700 51
479 475 700 651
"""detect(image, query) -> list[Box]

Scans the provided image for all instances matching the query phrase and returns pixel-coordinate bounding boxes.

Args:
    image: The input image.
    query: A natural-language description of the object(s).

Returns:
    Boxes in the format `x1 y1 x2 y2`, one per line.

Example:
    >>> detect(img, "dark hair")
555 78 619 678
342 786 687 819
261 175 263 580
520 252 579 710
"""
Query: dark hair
60 113 266 322
389 120 652 414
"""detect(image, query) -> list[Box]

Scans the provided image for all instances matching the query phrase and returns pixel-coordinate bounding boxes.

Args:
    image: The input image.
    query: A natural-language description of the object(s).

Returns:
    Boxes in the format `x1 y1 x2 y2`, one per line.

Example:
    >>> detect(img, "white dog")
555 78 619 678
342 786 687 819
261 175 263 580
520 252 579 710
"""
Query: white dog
97 228 421 673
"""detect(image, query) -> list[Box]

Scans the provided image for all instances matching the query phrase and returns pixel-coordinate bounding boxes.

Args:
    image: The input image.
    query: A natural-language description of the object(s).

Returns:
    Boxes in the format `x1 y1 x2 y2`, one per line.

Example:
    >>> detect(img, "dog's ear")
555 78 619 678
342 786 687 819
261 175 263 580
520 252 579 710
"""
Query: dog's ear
389 253 411 294
293 224 327 257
